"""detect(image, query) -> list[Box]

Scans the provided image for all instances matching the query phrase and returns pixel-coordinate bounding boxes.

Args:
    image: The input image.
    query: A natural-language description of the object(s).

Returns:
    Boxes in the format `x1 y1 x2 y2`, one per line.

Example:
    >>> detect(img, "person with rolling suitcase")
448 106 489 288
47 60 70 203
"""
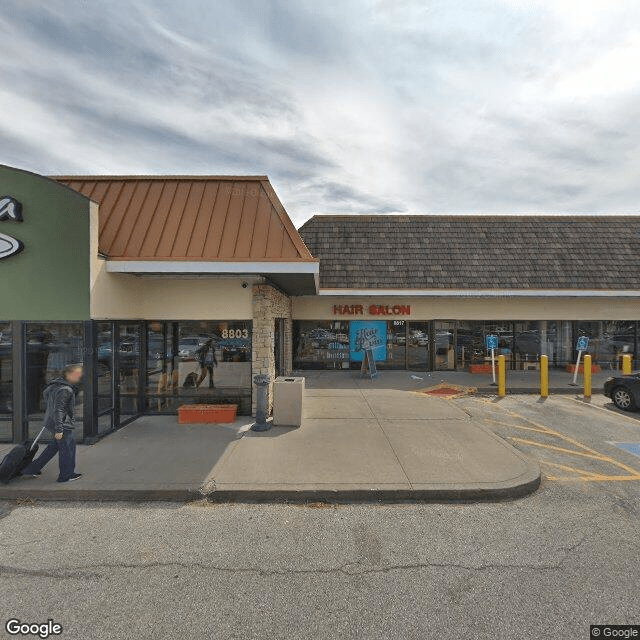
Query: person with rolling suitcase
0 426 47 484
20 363 84 483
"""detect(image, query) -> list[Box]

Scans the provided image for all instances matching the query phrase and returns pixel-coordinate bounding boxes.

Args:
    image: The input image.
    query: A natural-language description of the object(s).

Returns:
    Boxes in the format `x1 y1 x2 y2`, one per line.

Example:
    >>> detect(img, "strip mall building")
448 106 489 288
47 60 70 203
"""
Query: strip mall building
2 164 640 442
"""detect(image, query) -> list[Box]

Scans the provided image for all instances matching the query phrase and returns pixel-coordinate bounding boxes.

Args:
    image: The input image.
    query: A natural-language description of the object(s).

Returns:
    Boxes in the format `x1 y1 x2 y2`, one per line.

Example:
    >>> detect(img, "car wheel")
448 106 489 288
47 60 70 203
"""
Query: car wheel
612 386 636 411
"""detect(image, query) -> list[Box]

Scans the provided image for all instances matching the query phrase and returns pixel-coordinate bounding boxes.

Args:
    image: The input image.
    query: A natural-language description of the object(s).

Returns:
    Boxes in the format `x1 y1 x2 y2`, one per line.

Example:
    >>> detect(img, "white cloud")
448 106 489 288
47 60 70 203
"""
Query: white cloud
1 0 640 225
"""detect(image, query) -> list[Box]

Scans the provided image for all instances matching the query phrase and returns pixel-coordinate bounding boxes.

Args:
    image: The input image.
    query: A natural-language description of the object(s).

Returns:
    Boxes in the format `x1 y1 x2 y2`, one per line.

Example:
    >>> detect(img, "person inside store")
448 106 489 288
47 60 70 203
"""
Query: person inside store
21 363 83 483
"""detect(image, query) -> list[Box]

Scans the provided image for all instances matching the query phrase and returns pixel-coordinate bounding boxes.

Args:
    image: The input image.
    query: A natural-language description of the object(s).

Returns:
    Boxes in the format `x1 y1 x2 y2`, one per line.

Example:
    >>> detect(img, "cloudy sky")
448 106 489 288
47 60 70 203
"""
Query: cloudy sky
1 0 639 226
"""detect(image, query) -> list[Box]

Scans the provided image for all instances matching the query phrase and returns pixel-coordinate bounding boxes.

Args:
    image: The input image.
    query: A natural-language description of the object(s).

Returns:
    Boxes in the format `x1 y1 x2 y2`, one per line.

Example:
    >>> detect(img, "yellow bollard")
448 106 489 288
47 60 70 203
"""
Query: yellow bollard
498 354 506 397
540 355 549 398
623 354 632 375
584 354 591 402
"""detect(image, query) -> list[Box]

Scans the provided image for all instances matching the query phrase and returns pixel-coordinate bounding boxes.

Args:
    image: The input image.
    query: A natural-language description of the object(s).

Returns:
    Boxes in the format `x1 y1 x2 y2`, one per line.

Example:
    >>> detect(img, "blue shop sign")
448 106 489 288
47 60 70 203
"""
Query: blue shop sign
349 321 387 362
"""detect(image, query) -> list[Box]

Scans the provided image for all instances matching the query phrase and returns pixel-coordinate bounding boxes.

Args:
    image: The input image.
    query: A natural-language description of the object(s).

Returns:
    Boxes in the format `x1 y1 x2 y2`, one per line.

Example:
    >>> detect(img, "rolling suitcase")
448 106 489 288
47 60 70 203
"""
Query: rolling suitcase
0 427 47 484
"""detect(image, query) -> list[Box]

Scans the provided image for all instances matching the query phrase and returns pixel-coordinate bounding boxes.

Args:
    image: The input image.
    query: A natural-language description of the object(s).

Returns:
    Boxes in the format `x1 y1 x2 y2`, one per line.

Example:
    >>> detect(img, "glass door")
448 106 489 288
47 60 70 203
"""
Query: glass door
96 322 115 434
408 322 430 371
117 321 142 422
146 321 178 413
434 321 456 370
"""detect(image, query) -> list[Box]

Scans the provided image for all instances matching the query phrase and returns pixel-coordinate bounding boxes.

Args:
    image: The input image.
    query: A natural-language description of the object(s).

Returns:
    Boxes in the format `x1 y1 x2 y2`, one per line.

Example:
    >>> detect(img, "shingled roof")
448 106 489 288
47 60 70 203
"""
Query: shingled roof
298 215 640 290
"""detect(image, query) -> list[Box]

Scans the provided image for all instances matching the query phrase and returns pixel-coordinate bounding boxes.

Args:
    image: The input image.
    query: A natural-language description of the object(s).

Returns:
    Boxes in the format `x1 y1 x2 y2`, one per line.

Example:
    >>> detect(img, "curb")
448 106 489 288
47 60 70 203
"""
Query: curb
203 478 542 503
0 473 541 504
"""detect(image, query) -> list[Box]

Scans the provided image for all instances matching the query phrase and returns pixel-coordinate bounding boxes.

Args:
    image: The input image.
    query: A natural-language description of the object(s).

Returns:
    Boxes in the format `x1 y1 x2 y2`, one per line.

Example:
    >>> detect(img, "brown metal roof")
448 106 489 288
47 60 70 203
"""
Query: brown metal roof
51 175 315 262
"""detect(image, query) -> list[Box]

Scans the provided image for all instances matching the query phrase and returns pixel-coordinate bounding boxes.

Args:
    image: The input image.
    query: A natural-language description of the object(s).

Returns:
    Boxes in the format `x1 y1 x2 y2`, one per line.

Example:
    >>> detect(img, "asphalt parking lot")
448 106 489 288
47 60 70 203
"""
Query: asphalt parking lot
453 392 640 486
0 390 638 639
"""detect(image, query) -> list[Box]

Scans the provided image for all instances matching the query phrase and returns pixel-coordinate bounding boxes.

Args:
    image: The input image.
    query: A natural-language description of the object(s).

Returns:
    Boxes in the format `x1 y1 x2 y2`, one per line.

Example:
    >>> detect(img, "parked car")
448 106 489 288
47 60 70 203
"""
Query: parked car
604 373 640 411
178 336 206 359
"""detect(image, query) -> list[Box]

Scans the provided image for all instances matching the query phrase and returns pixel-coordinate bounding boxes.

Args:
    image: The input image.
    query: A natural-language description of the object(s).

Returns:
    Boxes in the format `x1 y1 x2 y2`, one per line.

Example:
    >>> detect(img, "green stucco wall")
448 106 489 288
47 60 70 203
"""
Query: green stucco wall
0 165 90 320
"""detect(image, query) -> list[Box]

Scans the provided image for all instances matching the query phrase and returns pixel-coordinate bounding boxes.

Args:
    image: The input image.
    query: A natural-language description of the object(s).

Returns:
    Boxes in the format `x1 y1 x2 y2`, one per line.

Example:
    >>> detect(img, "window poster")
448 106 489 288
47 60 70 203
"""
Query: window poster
349 321 387 362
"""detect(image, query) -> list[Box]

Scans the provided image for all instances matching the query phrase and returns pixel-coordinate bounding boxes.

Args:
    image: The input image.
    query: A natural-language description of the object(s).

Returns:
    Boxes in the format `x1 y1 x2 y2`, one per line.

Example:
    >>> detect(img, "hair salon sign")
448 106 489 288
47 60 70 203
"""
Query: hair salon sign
333 303 411 316
0 196 24 260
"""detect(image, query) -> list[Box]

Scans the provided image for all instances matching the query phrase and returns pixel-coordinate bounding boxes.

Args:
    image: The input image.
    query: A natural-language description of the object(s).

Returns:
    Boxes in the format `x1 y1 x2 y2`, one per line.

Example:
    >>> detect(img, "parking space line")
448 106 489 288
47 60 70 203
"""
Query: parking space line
471 397 640 481
483 418 550 435
507 437 612 462
538 460 624 481
556 395 640 426
541 460 604 478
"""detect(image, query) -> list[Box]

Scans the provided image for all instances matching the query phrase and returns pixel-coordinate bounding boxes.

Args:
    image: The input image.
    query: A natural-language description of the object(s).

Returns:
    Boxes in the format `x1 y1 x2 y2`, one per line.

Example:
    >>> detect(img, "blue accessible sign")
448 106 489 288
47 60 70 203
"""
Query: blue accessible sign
485 335 498 350
576 336 589 351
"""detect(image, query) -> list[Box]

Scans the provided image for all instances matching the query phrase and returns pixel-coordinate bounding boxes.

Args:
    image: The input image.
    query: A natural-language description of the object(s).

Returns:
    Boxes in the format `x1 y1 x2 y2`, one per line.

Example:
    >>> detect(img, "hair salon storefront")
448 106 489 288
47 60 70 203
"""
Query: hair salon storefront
292 215 640 374
3 164 640 445
0 165 317 444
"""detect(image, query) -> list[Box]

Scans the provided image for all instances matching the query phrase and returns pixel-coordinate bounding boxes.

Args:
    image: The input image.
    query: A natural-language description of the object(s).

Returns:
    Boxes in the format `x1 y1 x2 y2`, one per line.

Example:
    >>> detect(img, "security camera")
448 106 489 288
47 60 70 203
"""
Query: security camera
242 281 248 288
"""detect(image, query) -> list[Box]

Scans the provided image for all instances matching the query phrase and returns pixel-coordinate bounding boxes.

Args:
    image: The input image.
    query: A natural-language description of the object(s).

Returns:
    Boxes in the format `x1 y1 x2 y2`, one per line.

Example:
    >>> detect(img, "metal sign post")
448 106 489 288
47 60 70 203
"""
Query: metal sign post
486 335 498 386
570 336 589 386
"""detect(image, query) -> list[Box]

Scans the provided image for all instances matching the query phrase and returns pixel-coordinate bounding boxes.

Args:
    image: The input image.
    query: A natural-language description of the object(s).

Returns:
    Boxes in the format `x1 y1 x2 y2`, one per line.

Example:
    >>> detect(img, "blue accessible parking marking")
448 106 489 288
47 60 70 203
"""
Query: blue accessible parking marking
610 443 640 459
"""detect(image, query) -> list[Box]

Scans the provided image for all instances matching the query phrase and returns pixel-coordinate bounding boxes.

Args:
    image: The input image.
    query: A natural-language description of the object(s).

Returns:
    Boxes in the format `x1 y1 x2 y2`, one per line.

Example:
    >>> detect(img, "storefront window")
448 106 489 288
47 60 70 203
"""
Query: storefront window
380 320 406 370
118 322 141 418
546 321 573 368
293 321 350 370
25 323 84 438
512 321 541 369
408 322 430 371
576 321 636 370
434 321 456 370
0 323 12 441
146 321 252 414
96 322 114 434
455 322 485 369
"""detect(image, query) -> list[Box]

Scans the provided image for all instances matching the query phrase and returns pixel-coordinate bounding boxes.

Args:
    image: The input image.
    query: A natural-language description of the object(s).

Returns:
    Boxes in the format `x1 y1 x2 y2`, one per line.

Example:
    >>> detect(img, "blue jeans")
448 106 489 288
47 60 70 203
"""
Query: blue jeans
23 430 76 481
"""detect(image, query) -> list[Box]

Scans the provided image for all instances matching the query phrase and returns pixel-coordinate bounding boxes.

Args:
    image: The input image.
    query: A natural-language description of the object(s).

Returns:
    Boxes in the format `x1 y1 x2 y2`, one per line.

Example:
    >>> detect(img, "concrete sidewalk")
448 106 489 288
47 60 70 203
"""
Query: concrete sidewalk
295 367 615 394
0 380 540 503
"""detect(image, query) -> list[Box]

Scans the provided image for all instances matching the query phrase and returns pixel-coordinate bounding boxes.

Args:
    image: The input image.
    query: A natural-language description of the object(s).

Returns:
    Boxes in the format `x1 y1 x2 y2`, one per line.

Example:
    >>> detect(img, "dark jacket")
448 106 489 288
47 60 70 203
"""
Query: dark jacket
42 377 77 434
196 340 218 367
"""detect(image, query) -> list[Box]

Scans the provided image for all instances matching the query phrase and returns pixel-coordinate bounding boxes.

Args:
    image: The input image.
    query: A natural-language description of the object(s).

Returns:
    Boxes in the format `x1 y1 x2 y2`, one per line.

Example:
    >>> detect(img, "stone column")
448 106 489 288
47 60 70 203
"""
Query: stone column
251 283 292 415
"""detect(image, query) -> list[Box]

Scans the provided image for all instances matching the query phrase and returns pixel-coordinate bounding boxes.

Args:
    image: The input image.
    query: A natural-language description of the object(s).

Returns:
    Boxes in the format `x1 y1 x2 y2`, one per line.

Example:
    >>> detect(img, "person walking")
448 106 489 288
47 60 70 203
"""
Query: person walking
22 363 83 483
195 338 218 389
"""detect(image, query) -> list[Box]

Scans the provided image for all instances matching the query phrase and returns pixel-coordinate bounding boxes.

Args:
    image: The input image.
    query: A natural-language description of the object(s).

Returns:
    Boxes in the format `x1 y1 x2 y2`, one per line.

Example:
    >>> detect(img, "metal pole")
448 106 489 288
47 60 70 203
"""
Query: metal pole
583 354 592 402
540 354 549 399
251 374 271 432
498 355 506 398
570 350 582 386
491 348 496 385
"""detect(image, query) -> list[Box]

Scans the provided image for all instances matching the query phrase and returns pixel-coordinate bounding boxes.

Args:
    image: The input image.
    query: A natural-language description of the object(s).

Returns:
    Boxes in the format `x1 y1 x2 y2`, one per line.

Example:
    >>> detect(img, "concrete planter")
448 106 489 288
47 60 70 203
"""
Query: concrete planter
566 364 601 374
178 404 238 424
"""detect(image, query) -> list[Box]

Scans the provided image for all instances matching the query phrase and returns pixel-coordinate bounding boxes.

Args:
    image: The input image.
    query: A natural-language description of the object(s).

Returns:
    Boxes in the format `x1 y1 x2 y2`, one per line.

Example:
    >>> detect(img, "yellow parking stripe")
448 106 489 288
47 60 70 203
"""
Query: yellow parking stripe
507 437 613 462
473 397 640 481
540 460 607 479
483 418 550 435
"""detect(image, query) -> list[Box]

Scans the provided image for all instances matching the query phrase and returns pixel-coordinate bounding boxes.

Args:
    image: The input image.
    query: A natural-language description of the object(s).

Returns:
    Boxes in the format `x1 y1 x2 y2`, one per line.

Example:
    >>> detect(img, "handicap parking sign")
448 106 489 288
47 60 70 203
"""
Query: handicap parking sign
485 335 498 350
576 336 589 351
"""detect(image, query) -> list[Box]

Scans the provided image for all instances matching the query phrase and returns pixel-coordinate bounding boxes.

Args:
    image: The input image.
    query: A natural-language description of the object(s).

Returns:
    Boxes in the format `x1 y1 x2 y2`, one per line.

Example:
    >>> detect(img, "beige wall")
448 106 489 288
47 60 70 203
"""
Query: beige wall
89 210 253 320
292 295 640 321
